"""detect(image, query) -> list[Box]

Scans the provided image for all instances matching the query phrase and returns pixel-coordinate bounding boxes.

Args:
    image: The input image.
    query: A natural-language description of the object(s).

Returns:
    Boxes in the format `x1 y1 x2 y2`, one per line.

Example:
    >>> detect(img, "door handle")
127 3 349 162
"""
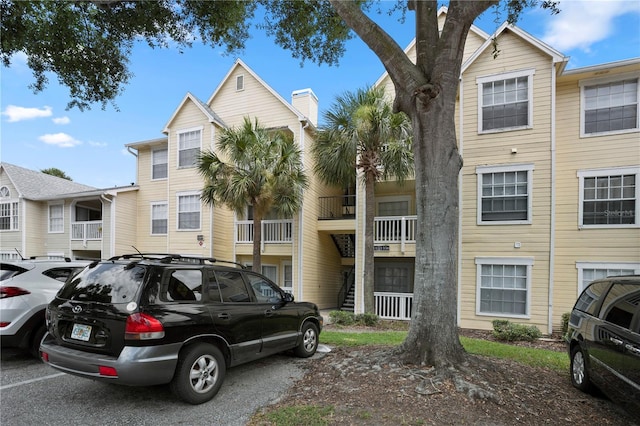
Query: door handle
264 309 274 317
217 313 230 320
609 337 624 346
625 344 640 355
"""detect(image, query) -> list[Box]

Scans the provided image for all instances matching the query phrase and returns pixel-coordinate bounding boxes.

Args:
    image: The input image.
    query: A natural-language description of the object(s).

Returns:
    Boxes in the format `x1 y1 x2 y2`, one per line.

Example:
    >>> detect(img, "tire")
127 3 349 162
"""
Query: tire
170 343 226 405
29 324 47 359
570 345 592 393
294 322 319 358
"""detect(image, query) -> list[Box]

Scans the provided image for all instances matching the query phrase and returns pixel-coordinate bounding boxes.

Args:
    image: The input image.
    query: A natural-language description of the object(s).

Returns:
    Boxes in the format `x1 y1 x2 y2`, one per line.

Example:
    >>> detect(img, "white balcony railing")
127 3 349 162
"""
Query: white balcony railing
235 219 293 252
375 292 413 321
71 221 103 245
374 215 417 252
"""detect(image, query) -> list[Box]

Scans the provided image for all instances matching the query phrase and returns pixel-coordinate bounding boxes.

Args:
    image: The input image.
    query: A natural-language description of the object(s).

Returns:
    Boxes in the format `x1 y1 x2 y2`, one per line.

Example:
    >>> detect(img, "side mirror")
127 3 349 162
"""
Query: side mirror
283 292 294 303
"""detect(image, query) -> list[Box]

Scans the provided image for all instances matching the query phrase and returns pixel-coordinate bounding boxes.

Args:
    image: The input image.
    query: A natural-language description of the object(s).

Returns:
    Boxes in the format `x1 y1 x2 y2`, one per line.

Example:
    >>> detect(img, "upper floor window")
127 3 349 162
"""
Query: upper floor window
0 200 19 231
477 69 534 133
152 148 168 180
49 204 64 233
151 202 168 235
177 128 202 168
476 257 533 318
578 167 639 228
0 186 9 197
477 164 534 225
581 76 639 136
177 192 201 230
236 75 244 91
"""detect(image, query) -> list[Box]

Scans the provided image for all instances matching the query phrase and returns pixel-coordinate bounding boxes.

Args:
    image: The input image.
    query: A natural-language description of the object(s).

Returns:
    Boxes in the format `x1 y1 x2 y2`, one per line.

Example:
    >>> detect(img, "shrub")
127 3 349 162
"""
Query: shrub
329 310 356 326
354 312 379 326
561 312 570 335
492 319 542 342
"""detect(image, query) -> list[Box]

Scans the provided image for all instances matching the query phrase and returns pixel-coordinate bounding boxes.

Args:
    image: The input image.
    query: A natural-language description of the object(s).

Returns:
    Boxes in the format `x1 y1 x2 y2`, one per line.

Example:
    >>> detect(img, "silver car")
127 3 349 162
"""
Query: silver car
0 257 89 357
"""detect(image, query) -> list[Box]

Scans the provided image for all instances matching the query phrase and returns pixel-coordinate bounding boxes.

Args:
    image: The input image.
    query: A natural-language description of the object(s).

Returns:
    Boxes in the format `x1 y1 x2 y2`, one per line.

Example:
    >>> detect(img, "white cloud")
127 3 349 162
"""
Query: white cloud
2 105 52 122
541 0 640 52
88 141 107 147
52 116 70 125
38 133 82 148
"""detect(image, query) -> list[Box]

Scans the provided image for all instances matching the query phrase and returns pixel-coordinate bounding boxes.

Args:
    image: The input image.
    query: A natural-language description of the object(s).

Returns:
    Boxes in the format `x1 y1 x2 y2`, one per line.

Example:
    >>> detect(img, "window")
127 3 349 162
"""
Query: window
152 148 168 179
214 270 251 303
177 193 200 230
0 200 19 230
600 283 640 330
247 272 282 303
177 129 201 168
581 76 639 136
578 167 639 227
151 202 168 235
477 69 534 132
477 164 533 224
374 261 414 293
236 75 244 91
476 257 533 317
377 196 410 217
0 187 9 197
261 265 277 283
282 263 293 293
576 262 640 293
49 204 64 233
164 270 202 302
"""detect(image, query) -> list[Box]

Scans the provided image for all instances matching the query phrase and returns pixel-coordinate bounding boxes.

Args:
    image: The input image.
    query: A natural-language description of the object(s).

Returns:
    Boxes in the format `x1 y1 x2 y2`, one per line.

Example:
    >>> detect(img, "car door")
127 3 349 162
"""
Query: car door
244 272 300 356
207 269 264 365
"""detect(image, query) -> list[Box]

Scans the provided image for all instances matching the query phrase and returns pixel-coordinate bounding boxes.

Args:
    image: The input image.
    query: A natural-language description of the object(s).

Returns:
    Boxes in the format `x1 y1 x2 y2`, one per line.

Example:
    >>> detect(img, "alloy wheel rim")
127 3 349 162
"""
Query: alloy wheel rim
572 351 585 384
303 329 317 352
189 354 219 393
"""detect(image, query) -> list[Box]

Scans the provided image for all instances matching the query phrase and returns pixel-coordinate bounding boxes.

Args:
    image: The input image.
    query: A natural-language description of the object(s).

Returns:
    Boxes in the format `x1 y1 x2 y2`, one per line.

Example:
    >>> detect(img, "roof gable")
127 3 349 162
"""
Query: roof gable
0 162 96 200
162 92 227 133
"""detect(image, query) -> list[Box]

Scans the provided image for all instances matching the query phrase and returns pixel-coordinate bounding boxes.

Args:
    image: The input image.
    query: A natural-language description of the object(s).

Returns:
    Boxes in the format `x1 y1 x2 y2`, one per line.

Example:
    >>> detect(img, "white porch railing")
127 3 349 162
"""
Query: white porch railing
235 219 293 251
374 216 417 252
375 292 413 320
71 221 103 245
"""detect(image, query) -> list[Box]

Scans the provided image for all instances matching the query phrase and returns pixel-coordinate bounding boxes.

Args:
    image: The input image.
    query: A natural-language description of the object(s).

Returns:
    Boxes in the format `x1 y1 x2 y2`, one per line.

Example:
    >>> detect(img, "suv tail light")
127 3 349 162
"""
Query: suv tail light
0 286 31 299
125 313 165 340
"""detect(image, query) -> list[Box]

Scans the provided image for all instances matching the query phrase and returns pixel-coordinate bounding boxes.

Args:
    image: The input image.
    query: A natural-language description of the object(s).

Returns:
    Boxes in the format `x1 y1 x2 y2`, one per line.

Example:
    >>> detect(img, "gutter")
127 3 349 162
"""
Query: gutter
457 76 464 327
297 118 310 300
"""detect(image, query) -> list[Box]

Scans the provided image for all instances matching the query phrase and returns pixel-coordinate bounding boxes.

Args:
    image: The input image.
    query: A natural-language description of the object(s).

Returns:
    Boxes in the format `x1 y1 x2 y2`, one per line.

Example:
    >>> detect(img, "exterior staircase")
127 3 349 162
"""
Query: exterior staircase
340 282 355 312
331 234 355 258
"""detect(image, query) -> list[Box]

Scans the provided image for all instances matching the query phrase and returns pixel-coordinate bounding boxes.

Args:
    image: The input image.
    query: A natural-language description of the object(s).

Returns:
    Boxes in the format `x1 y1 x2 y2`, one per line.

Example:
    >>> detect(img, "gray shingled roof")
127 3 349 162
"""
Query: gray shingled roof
1 162 97 200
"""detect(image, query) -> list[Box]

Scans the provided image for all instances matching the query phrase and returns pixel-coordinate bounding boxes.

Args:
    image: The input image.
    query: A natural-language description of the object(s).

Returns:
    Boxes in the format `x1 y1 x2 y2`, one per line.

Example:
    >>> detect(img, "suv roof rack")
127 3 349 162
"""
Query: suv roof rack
108 254 247 269
28 256 72 262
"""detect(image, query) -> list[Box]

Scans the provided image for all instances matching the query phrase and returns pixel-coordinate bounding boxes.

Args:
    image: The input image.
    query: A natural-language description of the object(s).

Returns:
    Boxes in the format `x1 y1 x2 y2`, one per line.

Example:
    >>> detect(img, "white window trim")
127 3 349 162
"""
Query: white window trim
0 199 19 231
475 256 534 319
150 201 168 236
579 72 640 138
236 74 244 91
576 261 640 295
375 195 412 216
176 191 202 231
48 203 65 233
281 261 293 293
476 68 535 134
151 147 168 181
176 126 203 169
577 166 640 229
476 163 534 225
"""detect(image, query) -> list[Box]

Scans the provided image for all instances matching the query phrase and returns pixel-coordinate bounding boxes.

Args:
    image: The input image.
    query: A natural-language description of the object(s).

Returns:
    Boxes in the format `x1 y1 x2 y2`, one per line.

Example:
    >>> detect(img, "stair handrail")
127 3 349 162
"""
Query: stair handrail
337 266 356 309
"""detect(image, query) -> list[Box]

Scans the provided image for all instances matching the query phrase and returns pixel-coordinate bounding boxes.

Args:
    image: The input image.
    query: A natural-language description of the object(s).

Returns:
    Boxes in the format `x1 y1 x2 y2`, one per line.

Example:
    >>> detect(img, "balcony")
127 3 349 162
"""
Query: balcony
71 221 102 246
375 292 413 320
235 219 293 252
318 195 356 220
374 216 417 252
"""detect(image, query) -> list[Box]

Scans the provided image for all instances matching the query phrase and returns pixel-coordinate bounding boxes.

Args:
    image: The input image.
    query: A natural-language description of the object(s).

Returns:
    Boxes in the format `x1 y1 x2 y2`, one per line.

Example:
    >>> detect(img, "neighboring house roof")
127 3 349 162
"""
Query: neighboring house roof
207 58 315 129
560 57 640 77
0 162 97 200
461 21 568 74
162 92 227 133
125 137 168 150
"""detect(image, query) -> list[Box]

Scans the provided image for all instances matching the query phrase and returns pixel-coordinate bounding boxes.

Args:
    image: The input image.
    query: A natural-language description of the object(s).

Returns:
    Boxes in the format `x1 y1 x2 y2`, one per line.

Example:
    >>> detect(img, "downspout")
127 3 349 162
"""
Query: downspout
457 76 464 327
547 63 558 335
297 118 310 300
100 194 114 258
20 196 26 257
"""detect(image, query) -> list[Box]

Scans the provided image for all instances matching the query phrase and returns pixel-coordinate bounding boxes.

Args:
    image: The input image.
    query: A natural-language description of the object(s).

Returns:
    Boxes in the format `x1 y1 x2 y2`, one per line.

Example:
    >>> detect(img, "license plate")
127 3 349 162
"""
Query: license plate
71 323 92 341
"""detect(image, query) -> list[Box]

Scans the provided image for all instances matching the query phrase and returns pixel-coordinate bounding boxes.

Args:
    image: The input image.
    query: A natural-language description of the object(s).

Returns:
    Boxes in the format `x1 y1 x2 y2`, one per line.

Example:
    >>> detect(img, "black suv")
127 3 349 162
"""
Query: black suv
566 275 640 417
40 254 323 404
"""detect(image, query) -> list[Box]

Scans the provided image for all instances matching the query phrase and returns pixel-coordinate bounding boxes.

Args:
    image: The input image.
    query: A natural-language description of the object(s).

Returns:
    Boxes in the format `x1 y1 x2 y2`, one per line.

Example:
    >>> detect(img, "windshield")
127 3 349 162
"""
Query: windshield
57 263 146 303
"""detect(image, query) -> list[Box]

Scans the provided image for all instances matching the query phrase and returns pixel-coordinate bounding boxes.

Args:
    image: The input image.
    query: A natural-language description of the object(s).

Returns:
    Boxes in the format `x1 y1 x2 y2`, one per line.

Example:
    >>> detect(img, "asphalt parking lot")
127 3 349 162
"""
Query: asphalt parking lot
1 347 324 426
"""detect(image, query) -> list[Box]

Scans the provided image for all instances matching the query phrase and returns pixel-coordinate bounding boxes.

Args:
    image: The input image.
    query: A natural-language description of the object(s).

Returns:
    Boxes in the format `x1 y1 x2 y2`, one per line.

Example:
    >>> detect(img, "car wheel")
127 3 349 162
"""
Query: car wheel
570 345 592 393
29 324 47 359
294 322 318 358
170 343 226 404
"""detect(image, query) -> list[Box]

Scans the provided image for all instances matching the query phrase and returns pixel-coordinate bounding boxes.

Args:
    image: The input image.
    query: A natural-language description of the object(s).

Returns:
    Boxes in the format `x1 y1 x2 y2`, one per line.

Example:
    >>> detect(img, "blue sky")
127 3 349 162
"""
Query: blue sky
2 1 639 189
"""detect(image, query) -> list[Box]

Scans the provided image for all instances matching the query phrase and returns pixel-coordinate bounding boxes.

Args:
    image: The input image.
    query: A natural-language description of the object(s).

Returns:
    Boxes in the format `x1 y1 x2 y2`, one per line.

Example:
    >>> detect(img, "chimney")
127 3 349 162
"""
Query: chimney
291 88 318 127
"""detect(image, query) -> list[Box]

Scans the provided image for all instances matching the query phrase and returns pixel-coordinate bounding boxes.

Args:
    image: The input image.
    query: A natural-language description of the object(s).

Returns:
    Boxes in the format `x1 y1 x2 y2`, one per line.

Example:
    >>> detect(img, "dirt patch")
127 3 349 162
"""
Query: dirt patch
252 325 637 425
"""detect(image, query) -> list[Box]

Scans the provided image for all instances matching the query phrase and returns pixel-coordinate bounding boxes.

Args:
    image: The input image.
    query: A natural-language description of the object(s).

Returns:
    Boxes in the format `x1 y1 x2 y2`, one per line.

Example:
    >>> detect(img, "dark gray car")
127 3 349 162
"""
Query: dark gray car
566 275 640 417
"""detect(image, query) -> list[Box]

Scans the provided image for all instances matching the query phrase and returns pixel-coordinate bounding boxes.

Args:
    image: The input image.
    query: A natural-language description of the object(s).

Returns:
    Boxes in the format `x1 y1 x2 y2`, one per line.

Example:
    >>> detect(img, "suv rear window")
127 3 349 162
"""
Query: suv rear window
57 263 146 303
0 264 27 280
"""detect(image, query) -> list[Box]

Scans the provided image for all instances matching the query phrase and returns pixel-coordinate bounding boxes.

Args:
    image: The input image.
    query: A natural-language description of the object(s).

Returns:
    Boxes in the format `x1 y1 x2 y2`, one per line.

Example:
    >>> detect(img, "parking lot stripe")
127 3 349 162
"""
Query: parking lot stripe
0 372 65 390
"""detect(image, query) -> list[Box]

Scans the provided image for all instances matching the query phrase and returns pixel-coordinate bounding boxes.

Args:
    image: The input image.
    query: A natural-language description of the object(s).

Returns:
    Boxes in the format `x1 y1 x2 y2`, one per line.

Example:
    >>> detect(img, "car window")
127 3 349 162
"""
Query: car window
245 272 283 303
599 284 640 330
214 270 251 303
0 264 27 281
57 263 146 303
575 280 610 315
42 267 84 283
207 271 222 303
164 270 202 302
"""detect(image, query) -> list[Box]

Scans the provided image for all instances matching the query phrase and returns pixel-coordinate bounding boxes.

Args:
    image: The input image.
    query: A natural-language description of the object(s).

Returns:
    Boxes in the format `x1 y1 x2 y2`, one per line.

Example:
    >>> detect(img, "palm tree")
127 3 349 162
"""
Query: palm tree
198 117 309 273
313 86 413 313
